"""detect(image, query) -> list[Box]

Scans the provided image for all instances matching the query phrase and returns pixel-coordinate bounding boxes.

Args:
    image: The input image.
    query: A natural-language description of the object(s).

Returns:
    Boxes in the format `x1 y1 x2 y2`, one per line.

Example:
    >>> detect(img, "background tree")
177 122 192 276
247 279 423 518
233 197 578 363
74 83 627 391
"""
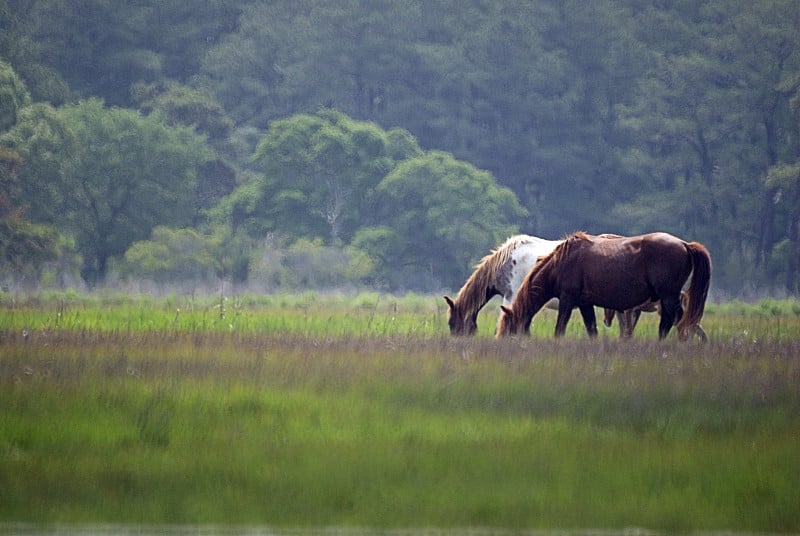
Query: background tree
132 82 239 223
117 226 220 286
0 59 71 287
0 103 75 223
613 1 800 289
356 151 526 290
0 60 27 208
55 99 211 284
0 218 60 287
12 0 244 107
248 110 419 244
765 164 800 293
0 59 31 131
3 0 800 293
0 1 72 104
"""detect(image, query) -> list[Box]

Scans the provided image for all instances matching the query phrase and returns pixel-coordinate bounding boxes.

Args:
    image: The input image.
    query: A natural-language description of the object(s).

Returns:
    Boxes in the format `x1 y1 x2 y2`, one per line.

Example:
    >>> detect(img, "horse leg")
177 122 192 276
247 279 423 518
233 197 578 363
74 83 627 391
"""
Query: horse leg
579 304 598 337
612 309 637 338
554 299 575 337
695 324 708 342
673 301 684 327
657 294 681 339
611 311 625 337
628 308 643 337
603 308 615 328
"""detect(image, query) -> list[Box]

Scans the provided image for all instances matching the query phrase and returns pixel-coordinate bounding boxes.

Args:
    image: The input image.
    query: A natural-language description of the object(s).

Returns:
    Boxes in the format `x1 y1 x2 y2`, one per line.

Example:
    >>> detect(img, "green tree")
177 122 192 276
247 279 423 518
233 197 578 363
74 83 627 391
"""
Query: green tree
198 2 285 127
0 103 75 223
729 2 800 279
526 1 648 235
117 226 220 284
0 1 72 104
15 0 246 107
613 0 800 290
356 151 526 290
0 146 21 217
54 99 210 284
0 60 30 211
765 164 800 293
0 218 62 287
199 0 425 128
132 82 238 221
246 110 420 244
0 59 31 132
132 82 234 143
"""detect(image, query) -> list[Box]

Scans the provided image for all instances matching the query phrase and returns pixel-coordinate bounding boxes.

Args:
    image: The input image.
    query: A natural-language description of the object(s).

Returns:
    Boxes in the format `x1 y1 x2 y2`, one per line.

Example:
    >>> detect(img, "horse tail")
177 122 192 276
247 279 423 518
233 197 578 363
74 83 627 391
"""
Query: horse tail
677 242 712 340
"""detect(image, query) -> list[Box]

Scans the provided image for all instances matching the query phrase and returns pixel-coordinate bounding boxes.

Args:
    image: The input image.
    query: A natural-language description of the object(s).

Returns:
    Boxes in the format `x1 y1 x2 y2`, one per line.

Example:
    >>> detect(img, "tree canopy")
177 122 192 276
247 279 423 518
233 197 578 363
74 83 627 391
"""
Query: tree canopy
2 0 800 293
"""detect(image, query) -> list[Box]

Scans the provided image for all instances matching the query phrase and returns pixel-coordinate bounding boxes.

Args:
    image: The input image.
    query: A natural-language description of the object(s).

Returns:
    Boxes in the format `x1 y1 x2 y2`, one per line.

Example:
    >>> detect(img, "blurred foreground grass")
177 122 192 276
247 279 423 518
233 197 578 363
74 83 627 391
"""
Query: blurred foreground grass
0 292 799 531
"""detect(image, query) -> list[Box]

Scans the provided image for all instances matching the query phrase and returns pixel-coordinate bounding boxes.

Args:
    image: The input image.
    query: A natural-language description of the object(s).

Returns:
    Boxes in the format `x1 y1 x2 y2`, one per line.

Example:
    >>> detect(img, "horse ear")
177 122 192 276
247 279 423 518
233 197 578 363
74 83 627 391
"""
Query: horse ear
500 305 512 315
443 296 455 310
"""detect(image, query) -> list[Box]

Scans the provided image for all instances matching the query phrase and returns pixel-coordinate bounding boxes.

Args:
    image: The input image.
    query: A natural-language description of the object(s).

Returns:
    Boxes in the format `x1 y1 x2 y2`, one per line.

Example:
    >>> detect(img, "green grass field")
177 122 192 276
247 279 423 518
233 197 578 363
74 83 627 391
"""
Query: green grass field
1 292 799 533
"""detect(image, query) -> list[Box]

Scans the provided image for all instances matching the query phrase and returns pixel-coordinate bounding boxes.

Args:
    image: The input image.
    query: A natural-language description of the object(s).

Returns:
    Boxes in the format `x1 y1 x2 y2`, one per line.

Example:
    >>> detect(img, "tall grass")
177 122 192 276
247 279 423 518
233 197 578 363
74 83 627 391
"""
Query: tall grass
0 291 445 337
1 293 800 531
3 291 799 339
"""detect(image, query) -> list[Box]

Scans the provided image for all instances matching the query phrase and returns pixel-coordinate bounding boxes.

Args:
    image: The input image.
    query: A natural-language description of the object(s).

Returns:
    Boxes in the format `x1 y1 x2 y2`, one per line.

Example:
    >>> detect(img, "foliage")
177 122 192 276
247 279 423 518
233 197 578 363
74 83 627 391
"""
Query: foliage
247 237 376 291
361 151 526 289
2 0 800 293
249 110 417 244
0 218 59 285
765 163 800 291
132 82 239 218
132 82 234 143
115 226 221 284
0 59 31 132
222 110 524 289
0 102 75 223
5 0 244 106
54 99 211 284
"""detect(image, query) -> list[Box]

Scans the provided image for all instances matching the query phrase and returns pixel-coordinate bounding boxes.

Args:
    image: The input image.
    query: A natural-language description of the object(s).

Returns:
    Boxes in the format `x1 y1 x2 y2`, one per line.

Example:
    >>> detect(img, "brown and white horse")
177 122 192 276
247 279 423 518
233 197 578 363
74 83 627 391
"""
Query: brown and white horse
496 232 711 340
444 235 562 336
444 233 671 337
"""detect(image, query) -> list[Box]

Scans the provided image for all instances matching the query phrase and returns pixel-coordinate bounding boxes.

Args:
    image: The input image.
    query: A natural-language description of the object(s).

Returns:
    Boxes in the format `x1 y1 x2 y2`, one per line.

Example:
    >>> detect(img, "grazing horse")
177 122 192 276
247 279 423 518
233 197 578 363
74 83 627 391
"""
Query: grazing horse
496 232 711 340
444 235 563 336
444 233 669 337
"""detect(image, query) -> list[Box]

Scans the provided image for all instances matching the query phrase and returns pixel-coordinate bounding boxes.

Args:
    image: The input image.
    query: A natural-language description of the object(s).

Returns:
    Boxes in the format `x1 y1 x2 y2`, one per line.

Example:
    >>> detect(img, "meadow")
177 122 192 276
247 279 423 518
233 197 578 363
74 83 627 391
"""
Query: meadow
1 291 799 533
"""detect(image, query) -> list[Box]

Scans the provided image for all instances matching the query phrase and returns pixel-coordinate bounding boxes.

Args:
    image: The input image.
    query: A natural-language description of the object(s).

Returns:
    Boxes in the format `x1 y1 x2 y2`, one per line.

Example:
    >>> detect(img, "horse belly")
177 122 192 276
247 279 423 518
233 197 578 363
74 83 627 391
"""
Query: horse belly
580 273 652 311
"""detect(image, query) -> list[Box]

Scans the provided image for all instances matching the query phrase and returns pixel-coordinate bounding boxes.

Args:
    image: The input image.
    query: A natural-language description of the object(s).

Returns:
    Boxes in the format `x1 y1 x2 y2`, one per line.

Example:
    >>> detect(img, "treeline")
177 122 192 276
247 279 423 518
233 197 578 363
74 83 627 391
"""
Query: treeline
1 0 799 295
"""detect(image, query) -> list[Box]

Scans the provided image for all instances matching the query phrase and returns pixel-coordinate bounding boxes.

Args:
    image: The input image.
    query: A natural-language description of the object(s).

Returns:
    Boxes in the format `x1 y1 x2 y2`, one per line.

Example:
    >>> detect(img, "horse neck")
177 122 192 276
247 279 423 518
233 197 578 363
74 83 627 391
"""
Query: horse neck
452 273 494 320
454 246 520 316
512 268 553 331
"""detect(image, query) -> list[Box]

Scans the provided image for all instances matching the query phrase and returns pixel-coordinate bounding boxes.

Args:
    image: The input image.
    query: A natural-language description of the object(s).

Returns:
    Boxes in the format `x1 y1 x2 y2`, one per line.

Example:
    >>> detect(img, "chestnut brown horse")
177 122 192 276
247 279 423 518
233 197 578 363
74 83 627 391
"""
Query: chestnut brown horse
496 232 711 340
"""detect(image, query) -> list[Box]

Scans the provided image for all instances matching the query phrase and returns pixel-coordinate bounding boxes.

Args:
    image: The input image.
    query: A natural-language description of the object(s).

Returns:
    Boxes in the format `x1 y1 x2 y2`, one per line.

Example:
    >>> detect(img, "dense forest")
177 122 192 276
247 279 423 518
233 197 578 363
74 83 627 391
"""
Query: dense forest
1 0 799 296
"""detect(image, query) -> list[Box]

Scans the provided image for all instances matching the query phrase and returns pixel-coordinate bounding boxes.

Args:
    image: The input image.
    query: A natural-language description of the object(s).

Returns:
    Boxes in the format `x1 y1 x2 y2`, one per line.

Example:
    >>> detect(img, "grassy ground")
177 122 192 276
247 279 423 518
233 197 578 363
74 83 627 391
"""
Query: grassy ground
1 292 799 532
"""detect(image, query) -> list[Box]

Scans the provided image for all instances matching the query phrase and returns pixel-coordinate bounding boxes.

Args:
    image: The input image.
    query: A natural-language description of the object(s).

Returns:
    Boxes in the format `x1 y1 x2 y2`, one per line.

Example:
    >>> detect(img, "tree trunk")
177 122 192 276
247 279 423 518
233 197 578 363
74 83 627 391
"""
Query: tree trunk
786 183 800 294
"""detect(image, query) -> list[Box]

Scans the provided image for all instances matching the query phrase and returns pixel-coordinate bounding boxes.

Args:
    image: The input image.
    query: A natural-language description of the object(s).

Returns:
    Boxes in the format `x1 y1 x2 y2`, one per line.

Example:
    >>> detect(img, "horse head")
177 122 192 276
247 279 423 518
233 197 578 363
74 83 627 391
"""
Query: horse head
444 295 478 336
495 305 528 337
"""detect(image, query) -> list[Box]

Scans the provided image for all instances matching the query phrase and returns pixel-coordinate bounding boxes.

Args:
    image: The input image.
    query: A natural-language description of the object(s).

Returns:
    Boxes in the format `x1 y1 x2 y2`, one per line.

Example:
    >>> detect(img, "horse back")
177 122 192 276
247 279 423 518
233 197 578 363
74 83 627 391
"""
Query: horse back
560 233 691 310
639 233 694 288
